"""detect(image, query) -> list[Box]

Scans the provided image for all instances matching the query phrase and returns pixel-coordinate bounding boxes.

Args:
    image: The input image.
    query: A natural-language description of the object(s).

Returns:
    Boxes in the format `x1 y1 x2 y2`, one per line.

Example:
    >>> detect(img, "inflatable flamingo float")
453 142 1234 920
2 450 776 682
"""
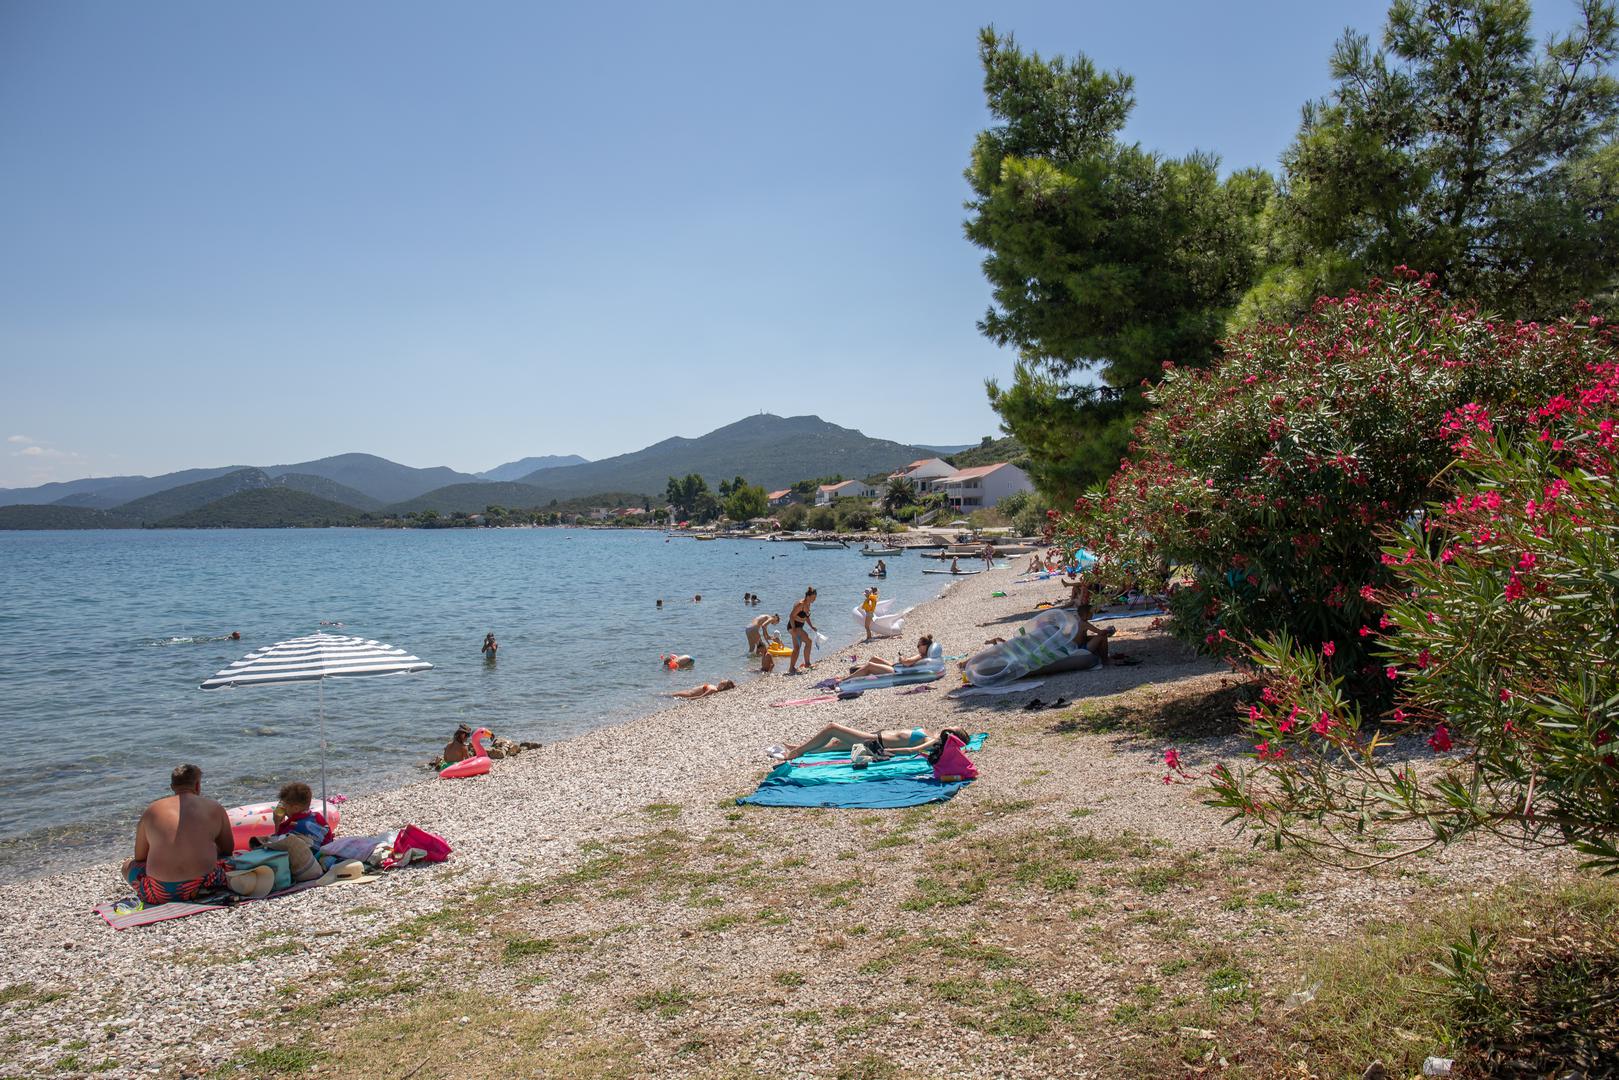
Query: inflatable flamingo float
438 726 493 779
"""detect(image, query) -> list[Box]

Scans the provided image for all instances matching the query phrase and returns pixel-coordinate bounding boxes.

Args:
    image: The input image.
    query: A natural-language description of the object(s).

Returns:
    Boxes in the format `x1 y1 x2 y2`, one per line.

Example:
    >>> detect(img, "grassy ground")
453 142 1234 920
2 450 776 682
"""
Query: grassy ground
187 674 1614 1079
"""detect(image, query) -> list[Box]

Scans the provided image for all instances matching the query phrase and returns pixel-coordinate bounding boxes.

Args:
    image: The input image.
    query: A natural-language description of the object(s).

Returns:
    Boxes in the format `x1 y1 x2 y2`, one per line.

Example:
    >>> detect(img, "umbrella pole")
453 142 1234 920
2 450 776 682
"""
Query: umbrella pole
318 677 328 810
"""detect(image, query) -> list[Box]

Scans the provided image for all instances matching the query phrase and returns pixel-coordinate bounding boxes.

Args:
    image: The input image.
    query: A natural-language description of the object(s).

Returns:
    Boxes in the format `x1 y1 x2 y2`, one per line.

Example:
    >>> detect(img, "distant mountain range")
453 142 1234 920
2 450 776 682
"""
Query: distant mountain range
0 453 479 509
476 455 589 482
511 415 937 498
0 415 968 528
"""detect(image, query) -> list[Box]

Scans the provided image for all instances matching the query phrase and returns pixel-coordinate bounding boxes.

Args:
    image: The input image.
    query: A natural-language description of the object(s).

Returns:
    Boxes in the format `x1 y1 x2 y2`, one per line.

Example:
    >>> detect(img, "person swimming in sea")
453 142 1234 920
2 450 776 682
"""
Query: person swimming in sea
482 632 498 660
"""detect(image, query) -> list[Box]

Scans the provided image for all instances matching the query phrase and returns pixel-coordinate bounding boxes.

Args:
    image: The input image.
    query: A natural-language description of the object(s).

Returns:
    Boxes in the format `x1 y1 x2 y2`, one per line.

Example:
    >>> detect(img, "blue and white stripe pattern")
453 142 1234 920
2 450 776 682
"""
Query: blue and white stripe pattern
200 633 432 689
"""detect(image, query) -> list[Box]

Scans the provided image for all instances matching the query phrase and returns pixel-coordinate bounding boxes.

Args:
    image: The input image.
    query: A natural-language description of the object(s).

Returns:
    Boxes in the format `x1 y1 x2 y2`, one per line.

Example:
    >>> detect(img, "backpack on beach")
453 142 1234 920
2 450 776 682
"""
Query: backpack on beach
930 733 977 783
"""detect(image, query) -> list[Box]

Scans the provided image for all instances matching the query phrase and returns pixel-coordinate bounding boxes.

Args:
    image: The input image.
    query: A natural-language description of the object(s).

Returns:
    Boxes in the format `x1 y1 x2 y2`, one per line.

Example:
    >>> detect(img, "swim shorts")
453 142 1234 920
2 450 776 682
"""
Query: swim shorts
123 859 231 904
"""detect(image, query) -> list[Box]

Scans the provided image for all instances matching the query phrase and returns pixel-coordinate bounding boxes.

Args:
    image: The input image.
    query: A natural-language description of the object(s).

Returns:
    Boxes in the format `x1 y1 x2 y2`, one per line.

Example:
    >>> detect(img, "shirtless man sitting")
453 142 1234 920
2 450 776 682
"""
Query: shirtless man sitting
121 764 236 904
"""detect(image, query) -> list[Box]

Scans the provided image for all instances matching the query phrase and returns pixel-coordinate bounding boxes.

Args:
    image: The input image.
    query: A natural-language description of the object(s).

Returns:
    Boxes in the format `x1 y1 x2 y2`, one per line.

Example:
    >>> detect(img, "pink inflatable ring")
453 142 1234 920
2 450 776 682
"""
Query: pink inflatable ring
227 799 342 854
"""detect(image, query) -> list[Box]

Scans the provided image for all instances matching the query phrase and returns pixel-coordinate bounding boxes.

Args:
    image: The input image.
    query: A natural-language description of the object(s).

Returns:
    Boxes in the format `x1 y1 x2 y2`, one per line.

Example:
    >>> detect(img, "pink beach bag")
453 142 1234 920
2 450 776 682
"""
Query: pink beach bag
931 734 978 783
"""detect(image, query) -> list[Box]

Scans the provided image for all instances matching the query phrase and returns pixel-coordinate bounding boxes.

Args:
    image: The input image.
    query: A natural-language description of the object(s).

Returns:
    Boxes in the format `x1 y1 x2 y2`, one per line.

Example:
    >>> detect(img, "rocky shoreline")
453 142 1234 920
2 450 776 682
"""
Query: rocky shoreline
0 565 1570 1078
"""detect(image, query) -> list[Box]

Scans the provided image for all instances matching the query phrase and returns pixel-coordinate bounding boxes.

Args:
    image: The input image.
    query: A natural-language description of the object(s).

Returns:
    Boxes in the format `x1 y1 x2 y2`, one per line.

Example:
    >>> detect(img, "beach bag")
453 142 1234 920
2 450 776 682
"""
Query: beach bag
230 848 292 892
931 734 978 783
381 824 452 870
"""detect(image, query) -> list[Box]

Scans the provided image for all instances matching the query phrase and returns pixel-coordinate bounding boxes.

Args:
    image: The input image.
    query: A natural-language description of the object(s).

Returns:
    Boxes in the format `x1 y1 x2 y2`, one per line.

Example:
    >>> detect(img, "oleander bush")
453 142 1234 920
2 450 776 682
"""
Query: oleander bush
1060 272 1613 702
1202 358 1619 869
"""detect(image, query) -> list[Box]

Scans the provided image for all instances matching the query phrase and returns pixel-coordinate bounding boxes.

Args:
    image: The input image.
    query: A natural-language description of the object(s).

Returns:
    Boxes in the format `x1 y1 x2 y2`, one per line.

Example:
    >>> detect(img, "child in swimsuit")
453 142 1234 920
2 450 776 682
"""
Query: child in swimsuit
271 781 332 850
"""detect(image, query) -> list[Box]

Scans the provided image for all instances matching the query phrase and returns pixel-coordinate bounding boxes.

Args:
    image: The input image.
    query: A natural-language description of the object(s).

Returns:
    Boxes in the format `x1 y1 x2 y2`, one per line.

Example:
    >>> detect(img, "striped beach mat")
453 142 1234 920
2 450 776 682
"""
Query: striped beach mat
94 877 329 930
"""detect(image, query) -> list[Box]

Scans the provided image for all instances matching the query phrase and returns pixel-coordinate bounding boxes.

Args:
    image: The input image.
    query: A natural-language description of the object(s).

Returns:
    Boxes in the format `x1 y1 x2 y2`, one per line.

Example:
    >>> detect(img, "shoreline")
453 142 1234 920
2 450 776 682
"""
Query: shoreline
1 566 1129 1071
0 528 957 885
0 562 1582 1078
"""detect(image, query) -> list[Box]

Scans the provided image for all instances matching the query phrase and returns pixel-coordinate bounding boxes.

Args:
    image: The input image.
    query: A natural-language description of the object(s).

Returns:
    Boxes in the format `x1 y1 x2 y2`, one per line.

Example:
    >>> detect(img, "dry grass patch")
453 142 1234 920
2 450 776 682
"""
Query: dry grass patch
281 990 638 1079
904 825 1159 912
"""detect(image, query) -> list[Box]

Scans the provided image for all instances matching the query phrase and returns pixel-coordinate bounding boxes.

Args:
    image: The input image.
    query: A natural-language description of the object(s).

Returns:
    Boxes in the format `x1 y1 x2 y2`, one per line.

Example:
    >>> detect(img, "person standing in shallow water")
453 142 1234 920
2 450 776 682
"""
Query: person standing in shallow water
787 587 818 674
482 632 497 660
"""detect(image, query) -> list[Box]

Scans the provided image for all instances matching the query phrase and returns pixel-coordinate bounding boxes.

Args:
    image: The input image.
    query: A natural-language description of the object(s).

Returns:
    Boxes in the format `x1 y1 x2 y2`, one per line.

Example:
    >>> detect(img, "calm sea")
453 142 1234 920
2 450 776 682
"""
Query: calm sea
0 528 943 881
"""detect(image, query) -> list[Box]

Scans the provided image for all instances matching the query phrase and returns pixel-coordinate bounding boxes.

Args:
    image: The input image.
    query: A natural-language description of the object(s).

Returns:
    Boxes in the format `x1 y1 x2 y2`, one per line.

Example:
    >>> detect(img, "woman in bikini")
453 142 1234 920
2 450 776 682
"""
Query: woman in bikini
843 634 934 680
770 724 970 764
786 587 818 674
671 679 736 699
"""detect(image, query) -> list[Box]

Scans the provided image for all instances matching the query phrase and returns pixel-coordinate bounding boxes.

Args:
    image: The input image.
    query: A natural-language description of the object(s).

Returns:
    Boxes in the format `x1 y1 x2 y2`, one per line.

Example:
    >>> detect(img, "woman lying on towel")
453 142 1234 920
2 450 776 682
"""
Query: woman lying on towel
670 679 736 699
767 723 969 767
841 635 933 680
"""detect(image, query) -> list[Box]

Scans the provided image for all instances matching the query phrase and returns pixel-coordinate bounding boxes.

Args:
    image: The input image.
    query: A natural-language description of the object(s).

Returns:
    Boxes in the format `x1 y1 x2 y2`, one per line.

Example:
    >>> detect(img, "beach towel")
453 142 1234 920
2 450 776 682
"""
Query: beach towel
738 734 988 809
94 878 327 930
1091 608 1167 621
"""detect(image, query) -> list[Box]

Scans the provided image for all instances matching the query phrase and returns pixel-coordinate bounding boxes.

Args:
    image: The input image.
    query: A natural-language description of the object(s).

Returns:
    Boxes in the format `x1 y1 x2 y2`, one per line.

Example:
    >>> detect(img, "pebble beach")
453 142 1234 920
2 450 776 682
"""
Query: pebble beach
0 563 1571 1079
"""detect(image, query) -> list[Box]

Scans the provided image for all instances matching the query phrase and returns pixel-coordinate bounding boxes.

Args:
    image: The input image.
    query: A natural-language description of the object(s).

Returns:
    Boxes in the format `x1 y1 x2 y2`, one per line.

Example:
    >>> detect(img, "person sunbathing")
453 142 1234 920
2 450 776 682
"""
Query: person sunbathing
769 724 970 764
121 763 238 905
671 679 736 699
843 635 934 680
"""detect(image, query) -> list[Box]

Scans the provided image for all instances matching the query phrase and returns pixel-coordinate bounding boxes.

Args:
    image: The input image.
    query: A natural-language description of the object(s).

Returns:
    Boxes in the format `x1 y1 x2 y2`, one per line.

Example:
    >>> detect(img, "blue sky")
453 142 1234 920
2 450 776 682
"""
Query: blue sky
0 0 1515 485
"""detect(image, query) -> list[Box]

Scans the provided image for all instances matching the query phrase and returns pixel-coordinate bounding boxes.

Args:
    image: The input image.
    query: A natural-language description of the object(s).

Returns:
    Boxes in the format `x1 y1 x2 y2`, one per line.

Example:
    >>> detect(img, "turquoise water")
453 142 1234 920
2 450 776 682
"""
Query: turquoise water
0 529 941 881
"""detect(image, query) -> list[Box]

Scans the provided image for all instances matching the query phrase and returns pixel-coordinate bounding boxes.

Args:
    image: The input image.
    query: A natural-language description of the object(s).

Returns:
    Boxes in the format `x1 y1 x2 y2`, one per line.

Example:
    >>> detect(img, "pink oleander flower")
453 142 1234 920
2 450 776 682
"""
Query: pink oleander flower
1311 711 1335 737
1386 666 1400 680
1392 708 1407 722
1504 573 1526 601
1321 641 1336 658
1427 725 1452 752
1499 688 1512 702
1247 705 1262 722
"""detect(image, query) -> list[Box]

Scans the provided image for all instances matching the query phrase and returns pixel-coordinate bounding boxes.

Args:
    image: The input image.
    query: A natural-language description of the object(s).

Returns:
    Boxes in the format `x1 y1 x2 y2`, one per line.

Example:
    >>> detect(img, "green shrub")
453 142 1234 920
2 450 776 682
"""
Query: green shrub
1061 274 1610 698
1203 357 1619 869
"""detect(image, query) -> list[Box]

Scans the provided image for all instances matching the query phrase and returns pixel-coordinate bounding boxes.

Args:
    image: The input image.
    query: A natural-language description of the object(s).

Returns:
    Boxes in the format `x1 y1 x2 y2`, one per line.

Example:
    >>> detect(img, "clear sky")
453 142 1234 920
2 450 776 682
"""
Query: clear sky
2 0 1535 486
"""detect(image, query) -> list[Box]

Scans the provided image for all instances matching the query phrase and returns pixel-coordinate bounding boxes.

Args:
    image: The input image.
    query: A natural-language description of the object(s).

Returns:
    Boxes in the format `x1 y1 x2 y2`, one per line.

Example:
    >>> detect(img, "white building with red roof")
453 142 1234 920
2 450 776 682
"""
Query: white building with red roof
887 457 959 494
937 462 1033 510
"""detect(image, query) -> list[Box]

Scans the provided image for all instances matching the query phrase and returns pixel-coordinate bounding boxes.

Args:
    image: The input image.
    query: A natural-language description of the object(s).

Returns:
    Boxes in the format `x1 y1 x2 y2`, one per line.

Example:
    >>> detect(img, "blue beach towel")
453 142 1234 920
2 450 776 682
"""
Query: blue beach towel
738 734 988 809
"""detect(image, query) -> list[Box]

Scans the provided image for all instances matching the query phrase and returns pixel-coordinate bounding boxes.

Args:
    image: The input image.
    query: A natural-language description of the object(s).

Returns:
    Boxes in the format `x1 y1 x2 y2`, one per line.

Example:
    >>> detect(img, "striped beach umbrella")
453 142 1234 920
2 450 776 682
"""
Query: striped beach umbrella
201 632 433 804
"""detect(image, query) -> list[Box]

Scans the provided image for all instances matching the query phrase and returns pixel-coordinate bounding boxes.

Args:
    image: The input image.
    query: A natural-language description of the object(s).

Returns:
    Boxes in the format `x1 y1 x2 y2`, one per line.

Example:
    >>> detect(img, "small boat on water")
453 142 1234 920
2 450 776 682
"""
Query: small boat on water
860 546 902 556
693 534 718 541
803 540 848 550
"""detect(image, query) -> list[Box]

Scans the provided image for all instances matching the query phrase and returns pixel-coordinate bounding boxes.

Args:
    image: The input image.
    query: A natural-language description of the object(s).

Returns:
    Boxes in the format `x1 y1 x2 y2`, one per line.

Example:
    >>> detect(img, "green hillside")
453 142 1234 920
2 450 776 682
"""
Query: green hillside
153 488 364 528
275 472 384 511
385 481 549 515
263 453 479 504
477 454 589 481
516 414 936 497
114 468 275 521
387 484 650 515
946 435 1027 470
0 504 139 529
